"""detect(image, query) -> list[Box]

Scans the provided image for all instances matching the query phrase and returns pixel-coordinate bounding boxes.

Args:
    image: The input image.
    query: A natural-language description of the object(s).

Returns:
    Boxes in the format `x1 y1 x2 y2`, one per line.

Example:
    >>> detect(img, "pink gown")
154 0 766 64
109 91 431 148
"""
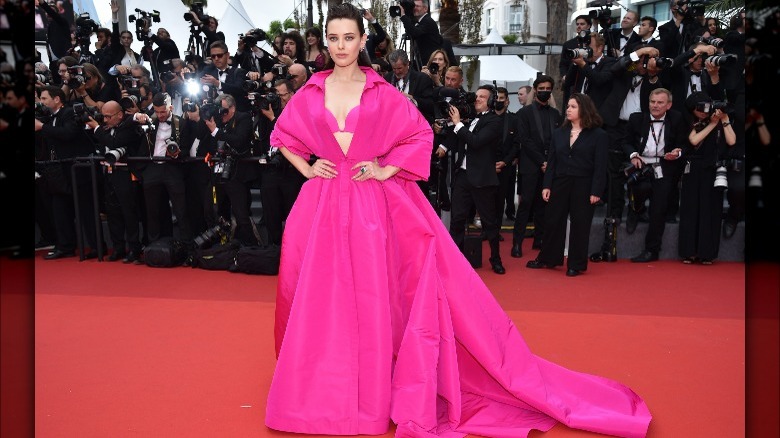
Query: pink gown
266 67 651 438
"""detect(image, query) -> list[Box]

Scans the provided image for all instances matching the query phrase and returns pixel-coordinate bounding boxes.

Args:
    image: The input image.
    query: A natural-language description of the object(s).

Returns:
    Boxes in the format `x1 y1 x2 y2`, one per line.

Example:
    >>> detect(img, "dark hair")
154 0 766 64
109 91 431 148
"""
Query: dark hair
120 30 133 40
641 16 658 30
496 86 508 97
575 15 592 26
274 78 294 93
41 85 66 102
563 93 603 129
324 3 372 70
305 27 326 53
96 28 111 39
282 31 307 61
57 56 78 68
208 40 229 55
152 92 171 107
729 14 742 31
533 74 554 89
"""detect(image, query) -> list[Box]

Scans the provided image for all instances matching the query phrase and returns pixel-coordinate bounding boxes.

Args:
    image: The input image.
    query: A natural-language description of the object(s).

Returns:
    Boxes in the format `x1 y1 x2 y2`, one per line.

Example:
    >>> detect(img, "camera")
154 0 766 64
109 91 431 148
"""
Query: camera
160 71 178 83
271 63 289 79
73 103 104 124
563 47 593 60
35 102 53 124
193 217 231 249
200 102 228 120
624 164 653 185
239 28 267 48
651 57 674 69
587 1 614 28
390 0 415 18
35 70 52 84
75 13 99 47
184 2 209 22
165 139 180 156
694 35 724 48
247 91 281 113
676 0 708 18
705 53 737 67
435 87 477 122
243 79 274 93
66 65 87 89
129 8 161 42
120 95 139 112
694 100 728 114
104 147 127 165
213 142 236 180
259 148 285 167
182 101 199 113
428 63 439 75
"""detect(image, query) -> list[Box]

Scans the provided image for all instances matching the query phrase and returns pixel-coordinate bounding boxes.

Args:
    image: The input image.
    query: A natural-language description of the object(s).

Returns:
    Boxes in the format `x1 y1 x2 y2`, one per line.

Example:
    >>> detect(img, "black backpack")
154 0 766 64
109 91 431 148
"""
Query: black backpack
144 237 189 268
192 240 241 271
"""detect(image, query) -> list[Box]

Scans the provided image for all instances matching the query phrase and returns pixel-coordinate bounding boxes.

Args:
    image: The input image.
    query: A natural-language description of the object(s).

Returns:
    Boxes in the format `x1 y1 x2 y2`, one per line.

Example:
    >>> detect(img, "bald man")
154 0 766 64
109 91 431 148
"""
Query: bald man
86 100 146 262
288 63 308 91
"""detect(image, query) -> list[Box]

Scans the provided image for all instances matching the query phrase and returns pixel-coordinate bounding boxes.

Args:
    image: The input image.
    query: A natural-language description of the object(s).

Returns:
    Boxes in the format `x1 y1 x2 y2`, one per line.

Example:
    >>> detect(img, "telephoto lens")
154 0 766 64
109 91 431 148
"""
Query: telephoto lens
713 165 728 189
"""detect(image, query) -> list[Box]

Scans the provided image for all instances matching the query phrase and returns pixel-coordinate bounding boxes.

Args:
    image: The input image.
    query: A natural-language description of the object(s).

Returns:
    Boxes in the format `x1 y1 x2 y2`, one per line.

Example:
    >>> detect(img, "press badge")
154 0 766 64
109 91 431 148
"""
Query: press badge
684 161 691 174
653 164 663 179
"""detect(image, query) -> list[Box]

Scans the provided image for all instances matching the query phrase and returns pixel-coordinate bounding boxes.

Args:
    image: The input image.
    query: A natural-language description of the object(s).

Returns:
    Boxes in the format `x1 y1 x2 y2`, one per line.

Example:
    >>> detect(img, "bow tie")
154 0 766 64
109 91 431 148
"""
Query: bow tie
620 34 630 40
690 71 702 77
650 119 664 123
159 120 171 126
219 70 228 76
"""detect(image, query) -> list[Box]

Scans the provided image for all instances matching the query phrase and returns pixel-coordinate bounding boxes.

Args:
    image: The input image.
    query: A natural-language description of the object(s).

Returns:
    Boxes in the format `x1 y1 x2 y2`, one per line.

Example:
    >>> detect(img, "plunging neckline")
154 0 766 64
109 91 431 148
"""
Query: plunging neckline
324 78 365 158
325 105 360 133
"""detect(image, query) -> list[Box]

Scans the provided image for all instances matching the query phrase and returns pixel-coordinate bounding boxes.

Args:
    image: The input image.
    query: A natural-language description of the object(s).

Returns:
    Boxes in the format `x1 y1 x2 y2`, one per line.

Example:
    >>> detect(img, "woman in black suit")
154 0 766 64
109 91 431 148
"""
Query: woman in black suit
527 93 608 276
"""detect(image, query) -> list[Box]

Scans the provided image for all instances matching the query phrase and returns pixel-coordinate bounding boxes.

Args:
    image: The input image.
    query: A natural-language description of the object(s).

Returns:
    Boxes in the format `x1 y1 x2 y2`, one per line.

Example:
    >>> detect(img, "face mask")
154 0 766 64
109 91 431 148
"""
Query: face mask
494 101 506 111
536 90 552 102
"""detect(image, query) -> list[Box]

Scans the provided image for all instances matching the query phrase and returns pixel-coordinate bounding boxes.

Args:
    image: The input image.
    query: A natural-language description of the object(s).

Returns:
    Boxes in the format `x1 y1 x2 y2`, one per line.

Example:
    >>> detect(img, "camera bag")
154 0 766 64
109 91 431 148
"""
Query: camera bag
192 240 241 271
144 237 189 268
233 242 281 275
463 227 482 269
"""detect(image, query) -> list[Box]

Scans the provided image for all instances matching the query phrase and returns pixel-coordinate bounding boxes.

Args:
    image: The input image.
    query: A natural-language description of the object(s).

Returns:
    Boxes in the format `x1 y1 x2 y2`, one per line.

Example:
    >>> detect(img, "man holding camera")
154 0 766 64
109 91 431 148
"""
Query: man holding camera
234 30 277 82
132 92 192 250
399 0 443 71
622 88 686 262
204 93 257 246
511 75 561 258
186 6 225 57
86 100 145 262
669 42 722 118
448 86 506 274
658 0 705 57
560 15 593 82
201 41 252 112
35 85 103 259
606 10 641 58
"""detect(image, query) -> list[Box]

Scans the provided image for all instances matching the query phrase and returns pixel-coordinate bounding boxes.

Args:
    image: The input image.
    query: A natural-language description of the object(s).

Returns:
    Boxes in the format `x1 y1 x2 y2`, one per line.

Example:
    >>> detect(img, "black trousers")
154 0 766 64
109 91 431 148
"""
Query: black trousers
183 162 217 236
495 164 516 225
606 123 628 219
725 166 745 224
35 179 58 245
512 170 545 245
679 165 722 260
449 170 500 260
49 167 100 253
142 164 191 243
105 168 142 253
628 170 675 253
222 177 256 246
537 175 595 271
260 166 305 245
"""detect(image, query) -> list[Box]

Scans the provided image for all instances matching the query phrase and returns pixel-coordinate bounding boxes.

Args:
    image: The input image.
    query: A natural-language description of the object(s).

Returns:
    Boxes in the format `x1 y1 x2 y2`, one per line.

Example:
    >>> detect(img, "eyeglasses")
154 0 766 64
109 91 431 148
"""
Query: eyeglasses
210 52 227 59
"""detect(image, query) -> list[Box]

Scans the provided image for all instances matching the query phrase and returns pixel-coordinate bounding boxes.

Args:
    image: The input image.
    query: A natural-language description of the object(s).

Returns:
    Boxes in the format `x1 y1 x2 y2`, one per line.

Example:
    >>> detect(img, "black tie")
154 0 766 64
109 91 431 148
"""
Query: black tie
651 119 664 123
620 34 629 40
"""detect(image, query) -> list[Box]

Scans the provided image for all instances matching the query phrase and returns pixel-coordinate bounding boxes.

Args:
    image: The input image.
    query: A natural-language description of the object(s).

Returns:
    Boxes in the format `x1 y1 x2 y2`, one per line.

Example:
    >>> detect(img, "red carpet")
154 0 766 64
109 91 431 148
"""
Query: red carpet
30 240 753 437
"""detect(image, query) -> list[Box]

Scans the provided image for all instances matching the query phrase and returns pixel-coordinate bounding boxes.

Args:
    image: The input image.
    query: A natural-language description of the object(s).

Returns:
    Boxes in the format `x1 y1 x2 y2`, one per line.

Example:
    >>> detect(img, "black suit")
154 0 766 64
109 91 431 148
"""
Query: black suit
366 20 388 63
605 29 642 59
213 111 259 245
449 112 504 262
150 35 181 78
384 69 435 122
623 110 687 254
495 110 519 224
94 115 145 254
564 55 617 113
201 64 252 112
657 17 703 57
40 106 102 254
559 36 590 78
400 13 442 69
538 127 608 271
513 102 562 248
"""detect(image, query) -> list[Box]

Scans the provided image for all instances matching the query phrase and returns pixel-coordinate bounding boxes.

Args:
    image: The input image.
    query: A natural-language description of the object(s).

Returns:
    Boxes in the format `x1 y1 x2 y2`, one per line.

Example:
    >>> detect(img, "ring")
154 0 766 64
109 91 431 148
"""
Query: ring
360 166 366 174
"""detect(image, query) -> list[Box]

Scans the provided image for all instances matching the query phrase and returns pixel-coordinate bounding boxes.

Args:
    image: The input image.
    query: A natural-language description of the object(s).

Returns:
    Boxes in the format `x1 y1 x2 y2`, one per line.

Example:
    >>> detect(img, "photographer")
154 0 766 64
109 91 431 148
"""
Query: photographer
132 92 193 249
448 85 506 274
201 41 252 112
86 100 145 262
606 10 641 58
658 0 705 57
362 9 388 70
185 4 225 56
622 89 686 263
562 33 616 112
559 15 593 81
35 0 72 62
277 31 307 67
511 75 561 258
35 85 103 260
70 63 121 111
205 93 258 246
420 49 449 87
677 92 735 264
669 42 721 118
288 63 309 91
235 28 277 80
258 79 306 245
398 0 442 71
492 87 519 232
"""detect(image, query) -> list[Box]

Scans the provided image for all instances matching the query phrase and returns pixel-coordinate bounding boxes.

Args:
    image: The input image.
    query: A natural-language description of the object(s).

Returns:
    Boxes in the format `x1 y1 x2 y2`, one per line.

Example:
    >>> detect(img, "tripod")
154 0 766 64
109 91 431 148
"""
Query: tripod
186 25 203 58
397 33 422 71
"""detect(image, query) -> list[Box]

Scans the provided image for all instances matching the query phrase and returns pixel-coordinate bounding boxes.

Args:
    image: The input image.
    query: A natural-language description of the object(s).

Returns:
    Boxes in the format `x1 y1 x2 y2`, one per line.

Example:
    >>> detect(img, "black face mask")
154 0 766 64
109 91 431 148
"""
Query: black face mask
536 90 552 102
494 100 506 111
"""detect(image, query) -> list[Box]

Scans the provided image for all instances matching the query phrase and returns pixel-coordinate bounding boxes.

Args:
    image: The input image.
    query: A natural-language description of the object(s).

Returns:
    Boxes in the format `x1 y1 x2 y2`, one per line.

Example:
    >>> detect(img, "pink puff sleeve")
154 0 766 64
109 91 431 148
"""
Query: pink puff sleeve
377 96 433 182
269 97 313 160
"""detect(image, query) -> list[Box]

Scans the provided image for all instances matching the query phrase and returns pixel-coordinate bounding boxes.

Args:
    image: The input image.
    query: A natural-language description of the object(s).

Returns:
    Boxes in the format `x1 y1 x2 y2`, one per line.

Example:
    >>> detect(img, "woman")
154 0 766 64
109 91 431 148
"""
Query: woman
705 17 721 38
679 91 736 264
267 4 650 437
304 26 330 72
420 49 449 87
527 93 607 277
373 34 394 63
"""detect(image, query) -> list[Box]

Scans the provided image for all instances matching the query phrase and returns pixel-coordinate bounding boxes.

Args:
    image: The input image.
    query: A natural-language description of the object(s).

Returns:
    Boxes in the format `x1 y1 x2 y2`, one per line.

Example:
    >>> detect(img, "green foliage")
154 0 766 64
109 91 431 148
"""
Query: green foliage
284 18 299 31
268 20 284 40
705 0 745 24
502 34 518 44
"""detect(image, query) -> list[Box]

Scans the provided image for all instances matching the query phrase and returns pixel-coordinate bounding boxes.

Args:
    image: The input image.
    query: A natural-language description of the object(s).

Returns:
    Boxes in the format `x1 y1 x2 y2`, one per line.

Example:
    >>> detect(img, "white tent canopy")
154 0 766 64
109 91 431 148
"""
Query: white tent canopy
475 28 540 101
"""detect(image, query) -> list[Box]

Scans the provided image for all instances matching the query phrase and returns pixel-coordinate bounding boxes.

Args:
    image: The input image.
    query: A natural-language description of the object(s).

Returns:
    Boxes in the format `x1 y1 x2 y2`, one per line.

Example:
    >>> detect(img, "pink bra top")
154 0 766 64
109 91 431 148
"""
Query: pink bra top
325 105 360 134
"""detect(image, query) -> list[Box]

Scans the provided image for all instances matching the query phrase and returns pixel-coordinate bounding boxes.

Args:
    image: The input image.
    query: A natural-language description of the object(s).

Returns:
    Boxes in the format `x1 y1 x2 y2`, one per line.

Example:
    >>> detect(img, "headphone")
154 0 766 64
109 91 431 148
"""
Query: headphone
485 82 498 110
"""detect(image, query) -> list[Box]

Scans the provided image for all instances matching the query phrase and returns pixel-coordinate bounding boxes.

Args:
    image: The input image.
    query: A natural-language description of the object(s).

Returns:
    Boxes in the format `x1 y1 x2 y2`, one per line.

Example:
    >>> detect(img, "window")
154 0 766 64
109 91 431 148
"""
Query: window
485 8 494 34
639 1 671 23
505 4 525 34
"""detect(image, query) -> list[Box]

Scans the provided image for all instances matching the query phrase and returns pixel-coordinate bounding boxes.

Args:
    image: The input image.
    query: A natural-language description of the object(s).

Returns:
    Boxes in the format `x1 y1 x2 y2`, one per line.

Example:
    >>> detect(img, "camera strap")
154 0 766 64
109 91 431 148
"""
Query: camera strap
649 121 664 156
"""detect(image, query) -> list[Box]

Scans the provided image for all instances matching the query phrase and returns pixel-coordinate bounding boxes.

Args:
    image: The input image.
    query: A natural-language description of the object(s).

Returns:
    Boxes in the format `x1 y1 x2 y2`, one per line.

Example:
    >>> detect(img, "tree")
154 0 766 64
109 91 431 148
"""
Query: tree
268 20 284 40
545 0 568 107
284 18 299 31
440 0 462 44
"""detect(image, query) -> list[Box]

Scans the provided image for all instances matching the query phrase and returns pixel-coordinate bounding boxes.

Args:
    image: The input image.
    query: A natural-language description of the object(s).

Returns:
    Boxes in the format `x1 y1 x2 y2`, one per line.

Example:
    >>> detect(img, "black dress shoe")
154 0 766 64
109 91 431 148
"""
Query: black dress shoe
630 250 659 263
44 250 75 260
722 220 737 238
566 268 582 277
526 259 551 269
123 251 140 264
489 257 506 274
108 251 126 261
82 251 98 260
510 243 522 258
626 210 638 234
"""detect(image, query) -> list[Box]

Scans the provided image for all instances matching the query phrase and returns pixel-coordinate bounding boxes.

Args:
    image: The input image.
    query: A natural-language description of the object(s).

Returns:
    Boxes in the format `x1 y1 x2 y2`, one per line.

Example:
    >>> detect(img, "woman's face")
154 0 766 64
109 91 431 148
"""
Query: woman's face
326 18 366 68
307 34 318 47
566 98 580 122
432 52 446 69
377 39 387 50
707 19 717 34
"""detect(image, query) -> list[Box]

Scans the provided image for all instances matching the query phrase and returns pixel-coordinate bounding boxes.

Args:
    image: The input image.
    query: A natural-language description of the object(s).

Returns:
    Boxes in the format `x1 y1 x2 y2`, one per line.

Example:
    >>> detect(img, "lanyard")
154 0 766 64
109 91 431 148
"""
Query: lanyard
649 121 664 156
